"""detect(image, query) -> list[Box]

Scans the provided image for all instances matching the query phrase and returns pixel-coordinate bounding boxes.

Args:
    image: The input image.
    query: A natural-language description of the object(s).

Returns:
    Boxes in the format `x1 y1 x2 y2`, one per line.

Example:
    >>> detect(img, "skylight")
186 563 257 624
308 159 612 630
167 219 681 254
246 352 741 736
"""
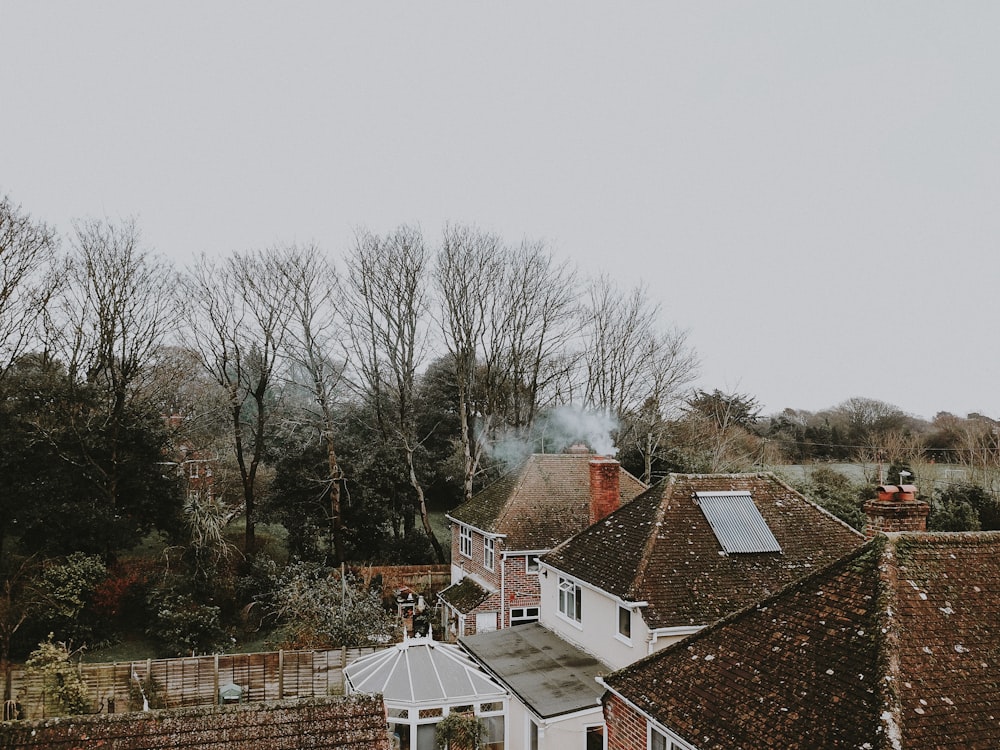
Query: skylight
695 491 782 554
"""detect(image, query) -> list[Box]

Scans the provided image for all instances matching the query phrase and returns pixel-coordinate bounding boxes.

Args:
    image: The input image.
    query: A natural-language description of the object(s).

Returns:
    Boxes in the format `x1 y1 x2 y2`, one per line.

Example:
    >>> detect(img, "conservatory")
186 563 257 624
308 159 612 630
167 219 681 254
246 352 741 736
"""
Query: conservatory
344 630 508 750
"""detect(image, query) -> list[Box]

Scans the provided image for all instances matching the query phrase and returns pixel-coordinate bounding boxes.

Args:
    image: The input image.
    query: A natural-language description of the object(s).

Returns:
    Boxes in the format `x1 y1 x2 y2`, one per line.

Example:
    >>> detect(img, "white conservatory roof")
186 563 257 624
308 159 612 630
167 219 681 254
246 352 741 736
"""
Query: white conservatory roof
344 633 506 706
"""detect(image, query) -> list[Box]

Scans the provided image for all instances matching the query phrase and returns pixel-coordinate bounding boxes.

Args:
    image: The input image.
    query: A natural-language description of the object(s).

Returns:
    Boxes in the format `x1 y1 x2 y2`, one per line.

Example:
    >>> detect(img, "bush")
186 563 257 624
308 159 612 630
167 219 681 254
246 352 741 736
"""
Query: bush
25 635 91 716
31 552 108 646
145 588 228 656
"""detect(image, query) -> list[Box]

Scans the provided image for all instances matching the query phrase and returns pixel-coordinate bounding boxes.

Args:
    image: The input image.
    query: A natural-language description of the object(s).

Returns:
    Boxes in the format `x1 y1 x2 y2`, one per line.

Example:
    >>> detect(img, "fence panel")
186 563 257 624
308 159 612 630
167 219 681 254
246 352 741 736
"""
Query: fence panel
8 646 388 720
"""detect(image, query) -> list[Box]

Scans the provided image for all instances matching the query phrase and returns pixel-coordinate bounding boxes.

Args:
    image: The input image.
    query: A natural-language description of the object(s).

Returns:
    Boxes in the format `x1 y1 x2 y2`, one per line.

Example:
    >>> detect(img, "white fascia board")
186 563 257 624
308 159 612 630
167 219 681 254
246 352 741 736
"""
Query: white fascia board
597 679 700 750
650 625 703 638
501 548 549 557
445 515 507 540
538 561 648 609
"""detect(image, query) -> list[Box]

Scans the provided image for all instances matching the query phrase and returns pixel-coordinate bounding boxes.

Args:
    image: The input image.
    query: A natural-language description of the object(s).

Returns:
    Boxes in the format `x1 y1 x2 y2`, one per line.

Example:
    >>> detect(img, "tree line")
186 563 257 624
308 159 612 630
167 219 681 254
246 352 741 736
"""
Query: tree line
3 191 998 675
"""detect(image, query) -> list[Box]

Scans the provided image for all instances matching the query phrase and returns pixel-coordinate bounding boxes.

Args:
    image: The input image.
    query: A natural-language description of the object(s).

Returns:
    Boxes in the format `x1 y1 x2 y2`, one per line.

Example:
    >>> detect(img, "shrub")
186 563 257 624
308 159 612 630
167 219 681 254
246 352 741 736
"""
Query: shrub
25 635 91 716
145 589 228 656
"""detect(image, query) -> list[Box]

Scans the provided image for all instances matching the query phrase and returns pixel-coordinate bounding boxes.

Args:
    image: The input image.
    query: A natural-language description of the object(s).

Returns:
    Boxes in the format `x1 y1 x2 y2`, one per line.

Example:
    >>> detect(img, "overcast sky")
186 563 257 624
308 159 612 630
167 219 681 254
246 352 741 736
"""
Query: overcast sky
2 3 998 421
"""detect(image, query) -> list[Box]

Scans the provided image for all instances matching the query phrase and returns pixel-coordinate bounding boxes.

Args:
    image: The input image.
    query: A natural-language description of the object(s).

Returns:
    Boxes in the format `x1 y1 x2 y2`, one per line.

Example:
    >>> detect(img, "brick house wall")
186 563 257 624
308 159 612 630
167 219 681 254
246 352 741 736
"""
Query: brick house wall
448 526 544 634
604 692 649 750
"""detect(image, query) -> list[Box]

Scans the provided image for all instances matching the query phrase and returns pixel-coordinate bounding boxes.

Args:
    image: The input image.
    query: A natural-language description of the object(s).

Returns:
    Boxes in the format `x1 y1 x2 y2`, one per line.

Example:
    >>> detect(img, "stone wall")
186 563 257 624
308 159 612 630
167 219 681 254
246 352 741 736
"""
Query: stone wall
0 694 390 750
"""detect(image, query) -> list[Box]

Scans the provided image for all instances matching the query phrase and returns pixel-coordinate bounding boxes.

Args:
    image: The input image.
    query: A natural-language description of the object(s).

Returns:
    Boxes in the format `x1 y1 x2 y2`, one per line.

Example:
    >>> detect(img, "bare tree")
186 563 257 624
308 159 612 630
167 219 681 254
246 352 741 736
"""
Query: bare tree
435 225 503 502
181 250 292 556
579 278 698 473
0 195 59 382
44 219 175 547
344 227 445 562
278 244 349 564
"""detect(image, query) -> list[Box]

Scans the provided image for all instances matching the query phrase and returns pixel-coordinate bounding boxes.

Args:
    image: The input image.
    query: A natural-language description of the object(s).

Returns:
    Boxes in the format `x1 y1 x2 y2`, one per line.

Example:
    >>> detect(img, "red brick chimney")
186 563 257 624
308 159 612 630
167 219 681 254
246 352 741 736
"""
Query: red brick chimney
589 457 621 524
864 484 929 539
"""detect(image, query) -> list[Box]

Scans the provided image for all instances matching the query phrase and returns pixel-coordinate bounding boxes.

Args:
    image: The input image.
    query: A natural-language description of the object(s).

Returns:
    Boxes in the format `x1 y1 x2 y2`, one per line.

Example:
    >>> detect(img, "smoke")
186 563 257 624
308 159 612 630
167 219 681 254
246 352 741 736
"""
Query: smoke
484 405 620 471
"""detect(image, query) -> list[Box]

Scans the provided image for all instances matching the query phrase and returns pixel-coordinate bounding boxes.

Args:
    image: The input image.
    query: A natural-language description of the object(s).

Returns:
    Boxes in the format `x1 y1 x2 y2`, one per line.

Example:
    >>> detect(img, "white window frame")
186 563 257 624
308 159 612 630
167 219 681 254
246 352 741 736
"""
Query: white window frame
459 525 473 558
616 605 632 644
484 536 495 570
648 723 691 750
510 606 539 625
188 461 199 478
649 726 668 750
558 577 582 624
584 723 606 750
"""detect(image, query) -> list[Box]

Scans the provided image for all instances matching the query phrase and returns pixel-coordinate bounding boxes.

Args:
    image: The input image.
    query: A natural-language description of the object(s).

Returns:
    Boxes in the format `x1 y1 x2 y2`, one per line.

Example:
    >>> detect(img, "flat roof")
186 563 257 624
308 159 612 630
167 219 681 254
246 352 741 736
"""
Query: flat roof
459 624 606 720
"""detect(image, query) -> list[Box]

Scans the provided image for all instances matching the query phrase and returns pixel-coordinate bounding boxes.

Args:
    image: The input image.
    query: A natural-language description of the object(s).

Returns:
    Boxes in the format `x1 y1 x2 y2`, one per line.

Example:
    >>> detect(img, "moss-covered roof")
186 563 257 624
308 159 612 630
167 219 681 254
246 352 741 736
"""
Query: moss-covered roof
544 472 864 629
437 577 492 613
448 453 646 550
604 531 1000 749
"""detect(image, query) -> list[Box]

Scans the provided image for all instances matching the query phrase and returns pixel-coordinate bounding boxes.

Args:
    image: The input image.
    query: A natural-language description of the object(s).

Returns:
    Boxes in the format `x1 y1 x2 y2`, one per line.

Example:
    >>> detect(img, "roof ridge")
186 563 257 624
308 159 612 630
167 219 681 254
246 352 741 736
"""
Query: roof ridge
630 475 676 601
873 535 905 750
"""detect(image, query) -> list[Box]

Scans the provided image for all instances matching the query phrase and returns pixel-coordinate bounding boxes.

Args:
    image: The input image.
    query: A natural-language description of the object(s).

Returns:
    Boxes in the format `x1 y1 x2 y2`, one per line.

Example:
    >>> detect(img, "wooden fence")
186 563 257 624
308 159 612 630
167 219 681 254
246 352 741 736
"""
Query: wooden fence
8 647 386 721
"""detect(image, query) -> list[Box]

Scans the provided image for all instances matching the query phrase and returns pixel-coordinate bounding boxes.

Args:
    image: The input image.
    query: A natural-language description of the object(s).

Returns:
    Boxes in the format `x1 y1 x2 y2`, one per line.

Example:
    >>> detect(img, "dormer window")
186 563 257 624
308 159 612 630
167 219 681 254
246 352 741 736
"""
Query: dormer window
695 491 781 554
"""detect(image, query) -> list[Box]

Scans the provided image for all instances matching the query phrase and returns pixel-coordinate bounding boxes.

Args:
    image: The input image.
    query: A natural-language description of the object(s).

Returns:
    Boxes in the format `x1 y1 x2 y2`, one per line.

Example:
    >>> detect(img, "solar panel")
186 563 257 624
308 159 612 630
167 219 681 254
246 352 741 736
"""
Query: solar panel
695 491 782 554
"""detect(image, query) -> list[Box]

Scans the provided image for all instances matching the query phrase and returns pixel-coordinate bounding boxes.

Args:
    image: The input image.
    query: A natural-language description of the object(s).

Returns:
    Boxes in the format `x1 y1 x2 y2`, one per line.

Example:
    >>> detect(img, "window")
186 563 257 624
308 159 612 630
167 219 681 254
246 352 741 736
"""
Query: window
649 726 683 750
526 554 539 573
529 720 539 750
617 606 631 640
482 714 505 750
585 724 604 750
484 537 495 570
188 461 199 478
460 526 473 558
510 607 539 625
558 577 582 622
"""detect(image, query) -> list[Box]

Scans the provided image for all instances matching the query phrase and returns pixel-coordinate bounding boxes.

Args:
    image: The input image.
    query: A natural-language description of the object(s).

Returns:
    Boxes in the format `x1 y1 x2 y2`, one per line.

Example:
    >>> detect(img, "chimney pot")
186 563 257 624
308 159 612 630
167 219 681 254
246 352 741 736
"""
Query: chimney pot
865 484 928 538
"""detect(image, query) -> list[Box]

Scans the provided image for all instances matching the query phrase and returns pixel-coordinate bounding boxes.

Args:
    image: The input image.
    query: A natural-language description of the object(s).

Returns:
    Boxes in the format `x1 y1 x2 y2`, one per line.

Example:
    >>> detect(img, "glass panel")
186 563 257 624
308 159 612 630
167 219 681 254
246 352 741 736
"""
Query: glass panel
529 720 539 750
586 724 604 750
483 714 505 750
390 722 411 750
650 727 668 750
416 723 437 750
479 701 503 713
618 606 631 639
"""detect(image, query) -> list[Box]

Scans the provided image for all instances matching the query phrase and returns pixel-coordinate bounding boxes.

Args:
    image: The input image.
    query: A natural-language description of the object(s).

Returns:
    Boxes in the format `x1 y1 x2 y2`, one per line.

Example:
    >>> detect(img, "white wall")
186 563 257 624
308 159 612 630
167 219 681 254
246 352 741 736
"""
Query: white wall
538 570 650 671
505 691 604 750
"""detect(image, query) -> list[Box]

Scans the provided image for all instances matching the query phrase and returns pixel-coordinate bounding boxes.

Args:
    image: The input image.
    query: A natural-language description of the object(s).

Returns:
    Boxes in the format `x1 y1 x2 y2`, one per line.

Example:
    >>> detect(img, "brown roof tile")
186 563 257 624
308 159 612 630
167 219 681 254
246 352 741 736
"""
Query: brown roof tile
544 473 865 629
604 531 1000 749
449 453 646 550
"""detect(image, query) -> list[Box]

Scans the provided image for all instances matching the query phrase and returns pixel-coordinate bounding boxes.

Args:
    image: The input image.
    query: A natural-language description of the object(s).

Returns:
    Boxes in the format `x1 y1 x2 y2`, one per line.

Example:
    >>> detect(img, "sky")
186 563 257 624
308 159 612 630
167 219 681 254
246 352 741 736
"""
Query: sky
2 2 998 421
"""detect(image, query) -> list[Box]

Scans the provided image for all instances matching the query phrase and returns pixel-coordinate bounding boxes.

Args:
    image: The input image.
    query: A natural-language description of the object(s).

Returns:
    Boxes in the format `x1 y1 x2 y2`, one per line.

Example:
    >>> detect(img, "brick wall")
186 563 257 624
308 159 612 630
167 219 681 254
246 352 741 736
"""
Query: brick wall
452 525 501 589
604 692 649 750
500 552 541 628
0 695 390 750
864 499 930 538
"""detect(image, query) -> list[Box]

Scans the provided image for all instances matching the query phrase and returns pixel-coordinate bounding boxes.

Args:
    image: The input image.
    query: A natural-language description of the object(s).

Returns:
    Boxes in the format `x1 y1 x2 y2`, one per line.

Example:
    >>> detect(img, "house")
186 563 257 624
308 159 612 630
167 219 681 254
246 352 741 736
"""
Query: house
439 449 646 637
539 472 865 669
457 472 865 749
600 525 1000 749
344 631 508 749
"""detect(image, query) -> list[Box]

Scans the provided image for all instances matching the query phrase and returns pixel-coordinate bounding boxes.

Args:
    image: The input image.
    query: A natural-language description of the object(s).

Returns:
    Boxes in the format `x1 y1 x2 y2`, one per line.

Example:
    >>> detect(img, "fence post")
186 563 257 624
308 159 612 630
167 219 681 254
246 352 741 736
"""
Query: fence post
277 650 284 700
213 654 219 705
340 646 347 694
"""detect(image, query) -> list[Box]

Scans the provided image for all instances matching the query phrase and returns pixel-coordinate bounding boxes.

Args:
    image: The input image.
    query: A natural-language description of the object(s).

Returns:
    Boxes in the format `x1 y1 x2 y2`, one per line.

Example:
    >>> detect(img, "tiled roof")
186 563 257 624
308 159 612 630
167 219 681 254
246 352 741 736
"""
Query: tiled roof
543 473 864 629
448 453 646 550
438 577 492 613
603 531 1000 749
